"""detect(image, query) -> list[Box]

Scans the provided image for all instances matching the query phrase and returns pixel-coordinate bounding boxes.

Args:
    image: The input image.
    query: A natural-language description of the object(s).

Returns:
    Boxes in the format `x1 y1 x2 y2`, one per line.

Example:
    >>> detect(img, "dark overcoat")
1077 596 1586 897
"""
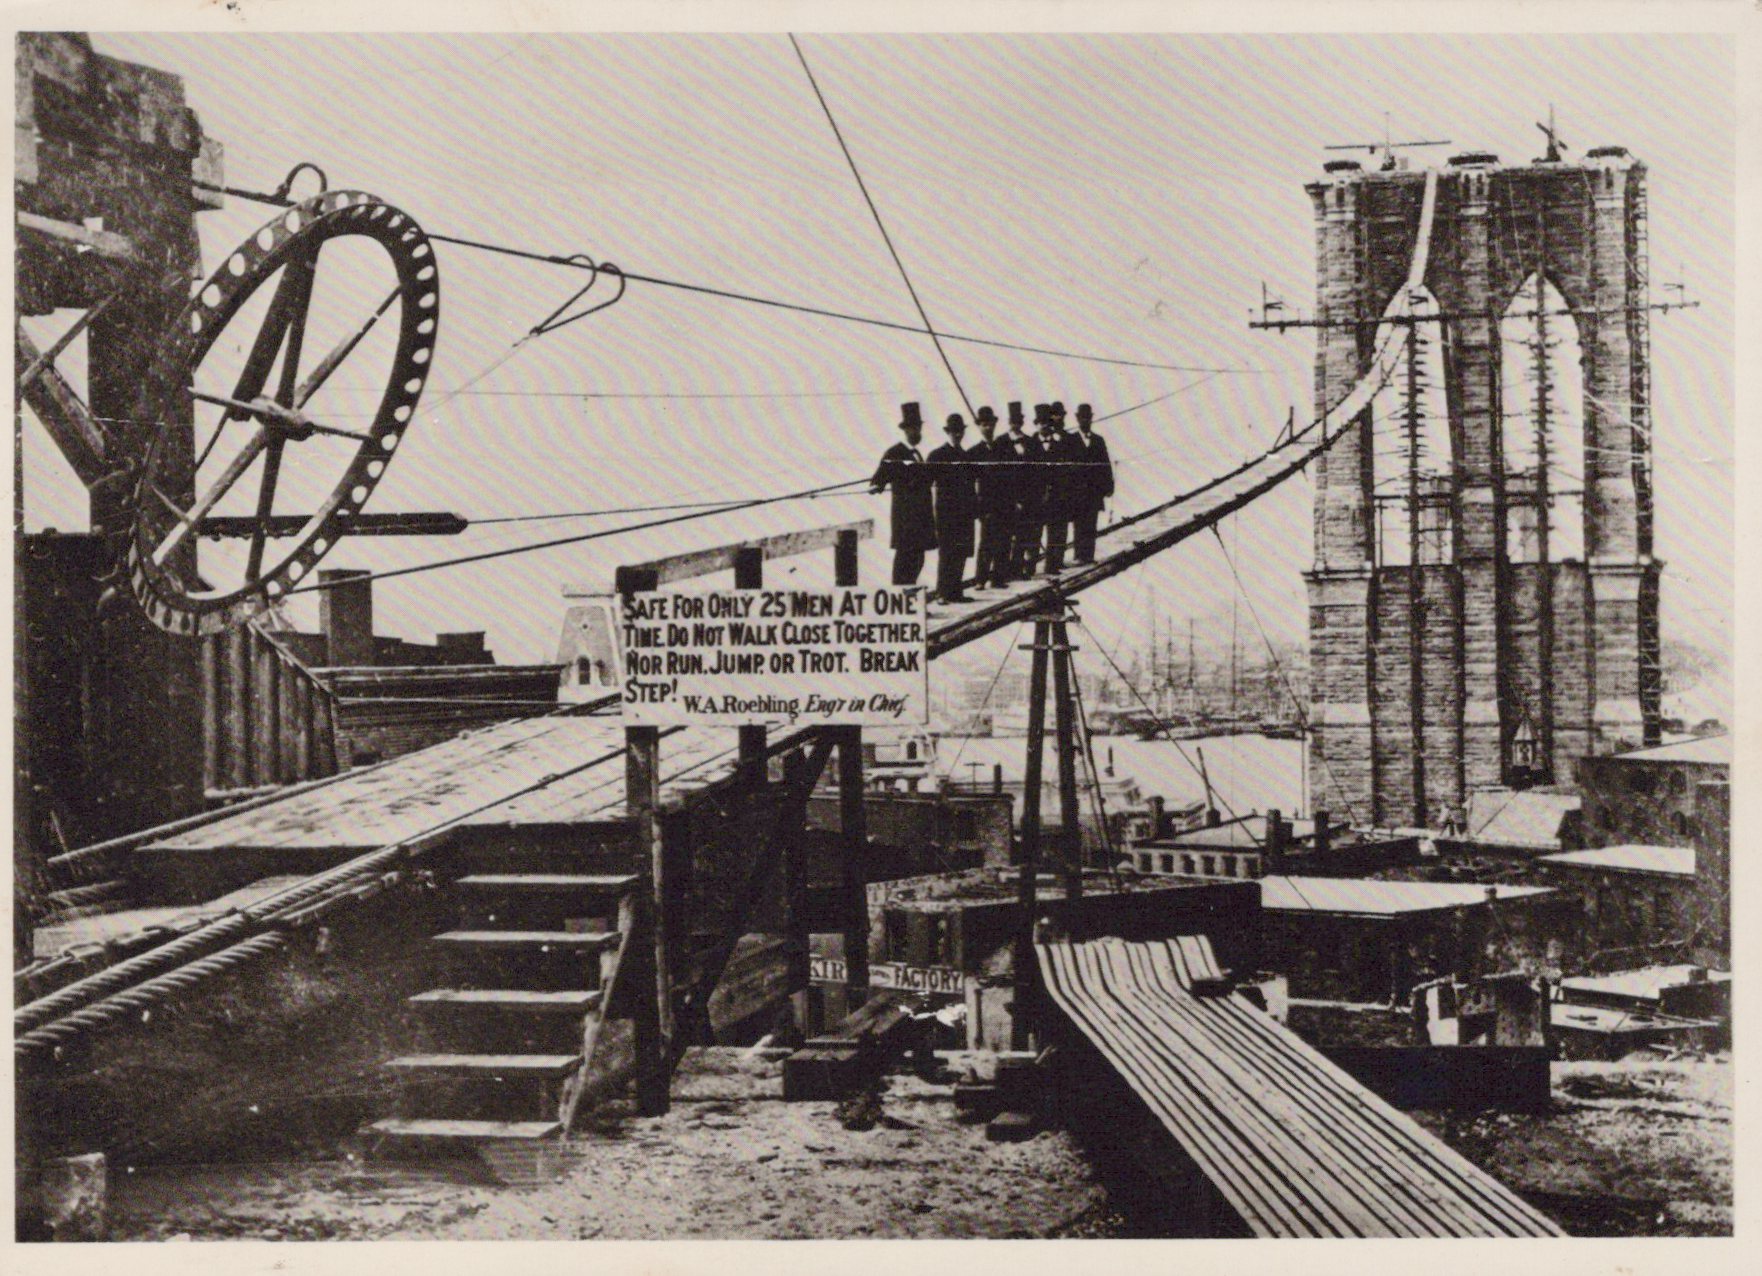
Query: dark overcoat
927 441 977 554
871 441 937 552
1073 429 1115 510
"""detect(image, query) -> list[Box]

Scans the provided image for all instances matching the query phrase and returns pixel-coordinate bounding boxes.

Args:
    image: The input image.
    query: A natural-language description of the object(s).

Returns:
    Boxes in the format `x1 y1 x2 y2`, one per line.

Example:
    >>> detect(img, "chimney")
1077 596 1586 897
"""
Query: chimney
319 568 375 668
1265 808 1286 872
1314 809 1332 857
993 763 1004 795
436 631 488 661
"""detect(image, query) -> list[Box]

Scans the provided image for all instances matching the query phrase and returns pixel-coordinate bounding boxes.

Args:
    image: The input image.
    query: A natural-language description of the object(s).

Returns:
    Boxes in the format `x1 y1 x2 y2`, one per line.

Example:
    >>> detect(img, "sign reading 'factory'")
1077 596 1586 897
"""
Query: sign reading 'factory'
618 585 930 726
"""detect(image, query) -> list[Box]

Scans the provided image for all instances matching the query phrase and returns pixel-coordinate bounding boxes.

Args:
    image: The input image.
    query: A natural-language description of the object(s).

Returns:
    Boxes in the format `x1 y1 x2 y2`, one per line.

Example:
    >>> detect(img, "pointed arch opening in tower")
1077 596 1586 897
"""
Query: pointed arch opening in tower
1499 273 1587 563
1368 287 1453 567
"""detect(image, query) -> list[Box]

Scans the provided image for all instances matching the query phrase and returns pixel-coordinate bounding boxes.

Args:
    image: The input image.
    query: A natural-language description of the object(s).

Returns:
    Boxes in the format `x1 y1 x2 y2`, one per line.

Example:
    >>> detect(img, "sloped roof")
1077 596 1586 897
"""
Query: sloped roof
1540 844 1696 877
1464 788 1579 849
1605 735 1732 766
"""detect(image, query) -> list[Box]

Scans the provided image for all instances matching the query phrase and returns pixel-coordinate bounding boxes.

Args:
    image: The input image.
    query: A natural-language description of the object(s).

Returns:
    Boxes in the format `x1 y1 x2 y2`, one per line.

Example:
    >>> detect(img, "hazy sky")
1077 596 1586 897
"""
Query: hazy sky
23 31 1735 681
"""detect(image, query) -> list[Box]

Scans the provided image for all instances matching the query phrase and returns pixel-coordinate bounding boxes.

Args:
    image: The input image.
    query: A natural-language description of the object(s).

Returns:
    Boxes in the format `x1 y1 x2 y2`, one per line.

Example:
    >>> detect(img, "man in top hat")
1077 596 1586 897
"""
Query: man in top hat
1038 401 1084 574
869 401 936 585
927 413 977 602
1017 404 1053 575
967 405 1012 589
1070 403 1115 565
1000 401 1035 580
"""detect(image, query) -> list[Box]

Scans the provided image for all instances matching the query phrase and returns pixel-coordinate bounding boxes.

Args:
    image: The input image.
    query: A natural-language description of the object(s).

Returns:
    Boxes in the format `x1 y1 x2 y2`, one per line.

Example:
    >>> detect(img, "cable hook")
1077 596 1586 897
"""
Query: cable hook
272 162 330 203
530 256 627 337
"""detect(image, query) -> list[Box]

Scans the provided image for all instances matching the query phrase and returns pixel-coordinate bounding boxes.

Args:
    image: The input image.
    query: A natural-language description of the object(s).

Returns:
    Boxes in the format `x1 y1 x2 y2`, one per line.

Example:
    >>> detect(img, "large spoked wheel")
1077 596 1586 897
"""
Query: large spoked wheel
127 189 439 636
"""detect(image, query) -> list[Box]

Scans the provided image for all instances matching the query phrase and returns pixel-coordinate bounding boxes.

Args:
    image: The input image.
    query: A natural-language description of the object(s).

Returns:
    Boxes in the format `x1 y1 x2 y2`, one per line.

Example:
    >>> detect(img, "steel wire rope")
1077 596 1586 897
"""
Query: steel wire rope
936 622 1029 800
1070 617 1264 845
275 475 871 596
191 179 1261 377
15 732 662 1043
1206 521 1364 831
787 33 973 418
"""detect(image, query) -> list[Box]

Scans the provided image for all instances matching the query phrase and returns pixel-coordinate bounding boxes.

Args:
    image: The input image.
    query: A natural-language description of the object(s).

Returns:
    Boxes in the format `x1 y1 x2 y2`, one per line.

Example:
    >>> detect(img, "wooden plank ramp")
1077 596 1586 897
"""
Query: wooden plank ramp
1036 936 1564 1238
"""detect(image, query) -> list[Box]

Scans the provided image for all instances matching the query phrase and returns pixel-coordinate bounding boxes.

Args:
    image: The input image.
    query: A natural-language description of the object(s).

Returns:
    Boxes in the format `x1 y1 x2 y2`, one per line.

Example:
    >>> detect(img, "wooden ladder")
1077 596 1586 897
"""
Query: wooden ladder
367 870 643 1147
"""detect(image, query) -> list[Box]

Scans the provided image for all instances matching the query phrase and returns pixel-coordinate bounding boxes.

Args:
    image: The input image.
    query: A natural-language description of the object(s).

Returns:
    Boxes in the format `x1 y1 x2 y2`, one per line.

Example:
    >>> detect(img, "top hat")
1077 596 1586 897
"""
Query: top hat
1033 403 1050 419
945 413 966 430
1050 400 1067 417
976 405 998 423
1008 401 1024 426
899 402 922 428
1076 403 1094 422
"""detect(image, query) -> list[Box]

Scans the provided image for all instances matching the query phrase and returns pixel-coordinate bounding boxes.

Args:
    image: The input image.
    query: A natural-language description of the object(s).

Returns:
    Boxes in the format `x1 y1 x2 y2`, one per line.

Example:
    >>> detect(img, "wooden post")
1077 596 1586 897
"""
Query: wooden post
834 529 870 1011
1051 617 1083 902
226 624 250 791
278 662 300 787
780 747 814 1037
618 565 670 1116
292 674 312 781
734 546 767 780
1014 618 1052 1051
199 637 220 796
251 629 279 787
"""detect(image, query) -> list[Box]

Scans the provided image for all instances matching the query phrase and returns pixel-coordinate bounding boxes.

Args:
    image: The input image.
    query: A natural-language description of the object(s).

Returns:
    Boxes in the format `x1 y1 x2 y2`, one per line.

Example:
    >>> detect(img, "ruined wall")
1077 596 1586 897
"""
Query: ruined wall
1306 149 1661 824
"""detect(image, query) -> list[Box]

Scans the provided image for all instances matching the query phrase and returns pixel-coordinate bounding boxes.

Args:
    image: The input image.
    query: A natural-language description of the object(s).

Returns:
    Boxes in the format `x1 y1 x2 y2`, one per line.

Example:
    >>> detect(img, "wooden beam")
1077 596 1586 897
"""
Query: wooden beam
834 529 870 1011
16 326 109 486
1014 620 1052 1051
620 564 670 1117
18 212 138 262
197 511 469 539
571 519 873 593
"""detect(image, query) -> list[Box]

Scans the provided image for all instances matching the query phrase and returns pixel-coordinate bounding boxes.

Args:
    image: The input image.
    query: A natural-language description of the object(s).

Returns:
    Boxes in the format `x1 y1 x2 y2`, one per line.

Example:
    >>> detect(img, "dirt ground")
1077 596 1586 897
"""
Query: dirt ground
108 1047 1109 1241
104 1048 1732 1240
1414 1055 1733 1236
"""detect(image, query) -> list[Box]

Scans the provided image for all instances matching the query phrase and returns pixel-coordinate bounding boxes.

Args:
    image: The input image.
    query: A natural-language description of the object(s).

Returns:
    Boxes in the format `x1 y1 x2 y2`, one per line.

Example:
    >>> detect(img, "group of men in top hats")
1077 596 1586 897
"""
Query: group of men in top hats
869 398 1113 600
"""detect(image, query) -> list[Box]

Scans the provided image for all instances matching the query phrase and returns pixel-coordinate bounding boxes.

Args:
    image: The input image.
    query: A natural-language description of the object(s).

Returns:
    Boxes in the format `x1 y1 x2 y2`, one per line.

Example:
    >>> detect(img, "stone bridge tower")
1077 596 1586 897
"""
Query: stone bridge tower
1305 145 1662 828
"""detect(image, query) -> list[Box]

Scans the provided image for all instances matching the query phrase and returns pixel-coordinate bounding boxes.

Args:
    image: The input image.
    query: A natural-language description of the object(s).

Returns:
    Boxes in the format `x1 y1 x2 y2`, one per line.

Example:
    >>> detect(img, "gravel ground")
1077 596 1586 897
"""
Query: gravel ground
109 1047 1109 1241
1412 1054 1732 1236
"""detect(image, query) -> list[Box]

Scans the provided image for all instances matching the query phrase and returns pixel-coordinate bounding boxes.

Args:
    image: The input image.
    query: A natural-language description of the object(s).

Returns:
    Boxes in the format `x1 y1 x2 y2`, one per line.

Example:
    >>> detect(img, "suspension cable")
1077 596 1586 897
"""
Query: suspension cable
191 178 1261 377
279 475 870 595
787 34 973 418
1206 522 1363 827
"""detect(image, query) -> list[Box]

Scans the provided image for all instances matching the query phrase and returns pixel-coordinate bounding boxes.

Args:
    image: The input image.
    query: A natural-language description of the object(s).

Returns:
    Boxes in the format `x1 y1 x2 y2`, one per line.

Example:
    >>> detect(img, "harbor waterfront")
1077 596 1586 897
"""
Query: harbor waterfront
935 731 1307 827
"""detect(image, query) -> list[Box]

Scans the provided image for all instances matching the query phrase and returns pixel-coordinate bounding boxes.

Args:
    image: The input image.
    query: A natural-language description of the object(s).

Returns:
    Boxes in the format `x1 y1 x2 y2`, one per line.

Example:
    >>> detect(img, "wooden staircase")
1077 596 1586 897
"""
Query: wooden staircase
367 864 643 1148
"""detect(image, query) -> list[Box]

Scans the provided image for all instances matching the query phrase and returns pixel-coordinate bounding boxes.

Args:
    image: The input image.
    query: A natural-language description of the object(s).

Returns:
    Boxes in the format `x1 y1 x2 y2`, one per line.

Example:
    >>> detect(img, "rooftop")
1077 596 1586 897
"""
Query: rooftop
1539 844 1696 878
1561 965 1731 1004
1602 735 1732 767
1463 789 1579 849
1257 875 1553 917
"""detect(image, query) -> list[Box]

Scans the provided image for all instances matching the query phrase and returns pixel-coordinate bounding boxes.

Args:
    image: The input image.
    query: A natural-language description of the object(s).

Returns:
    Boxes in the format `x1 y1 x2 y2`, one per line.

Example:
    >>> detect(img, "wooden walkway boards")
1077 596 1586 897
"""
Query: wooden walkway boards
1037 936 1564 1238
139 717 751 870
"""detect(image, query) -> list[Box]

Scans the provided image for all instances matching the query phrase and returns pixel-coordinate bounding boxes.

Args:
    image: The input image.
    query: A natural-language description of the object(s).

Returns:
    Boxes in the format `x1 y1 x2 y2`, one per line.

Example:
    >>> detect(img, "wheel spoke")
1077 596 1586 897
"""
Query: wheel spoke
190 389 372 442
151 427 269 566
245 438 287 582
295 285 402 409
221 243 321 424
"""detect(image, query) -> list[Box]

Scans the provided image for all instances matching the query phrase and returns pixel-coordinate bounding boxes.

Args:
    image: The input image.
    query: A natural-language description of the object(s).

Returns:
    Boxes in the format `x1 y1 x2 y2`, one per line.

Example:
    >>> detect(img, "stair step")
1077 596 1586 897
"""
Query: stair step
457 874 639 894
411 988 601 1013
433 930 620 951
368 1117 562 1141
385 1052 582 1078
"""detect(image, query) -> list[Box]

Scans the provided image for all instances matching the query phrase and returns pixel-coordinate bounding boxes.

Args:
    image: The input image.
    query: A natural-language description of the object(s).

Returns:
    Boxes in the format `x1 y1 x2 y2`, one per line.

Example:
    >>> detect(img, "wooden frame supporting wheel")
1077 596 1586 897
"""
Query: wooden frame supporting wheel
126 188 440 636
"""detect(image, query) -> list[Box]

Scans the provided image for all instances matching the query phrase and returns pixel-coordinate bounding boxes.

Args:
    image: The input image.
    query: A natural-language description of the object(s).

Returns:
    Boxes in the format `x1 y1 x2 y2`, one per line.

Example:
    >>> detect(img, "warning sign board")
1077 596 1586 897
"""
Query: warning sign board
616 585 930 726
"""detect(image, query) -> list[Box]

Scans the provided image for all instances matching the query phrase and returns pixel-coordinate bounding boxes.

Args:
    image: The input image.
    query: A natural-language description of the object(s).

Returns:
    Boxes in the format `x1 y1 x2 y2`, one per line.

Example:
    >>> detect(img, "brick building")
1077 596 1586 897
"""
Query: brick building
1574 734 1731 848
1256 876 1567 1003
